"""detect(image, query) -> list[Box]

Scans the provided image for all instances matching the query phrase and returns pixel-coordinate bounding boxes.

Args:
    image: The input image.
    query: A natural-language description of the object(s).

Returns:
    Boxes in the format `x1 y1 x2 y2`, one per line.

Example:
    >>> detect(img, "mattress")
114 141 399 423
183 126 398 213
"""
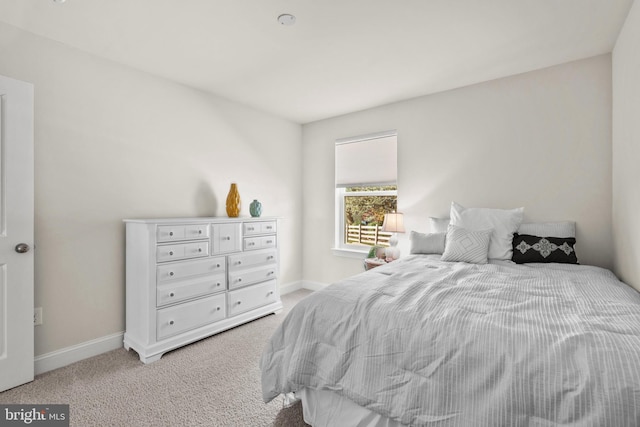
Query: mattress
261 255 640 426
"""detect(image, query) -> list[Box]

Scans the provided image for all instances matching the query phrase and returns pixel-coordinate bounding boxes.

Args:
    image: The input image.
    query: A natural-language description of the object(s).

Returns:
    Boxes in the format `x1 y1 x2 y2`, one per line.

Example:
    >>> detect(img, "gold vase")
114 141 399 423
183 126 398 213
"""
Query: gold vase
225 183 241 217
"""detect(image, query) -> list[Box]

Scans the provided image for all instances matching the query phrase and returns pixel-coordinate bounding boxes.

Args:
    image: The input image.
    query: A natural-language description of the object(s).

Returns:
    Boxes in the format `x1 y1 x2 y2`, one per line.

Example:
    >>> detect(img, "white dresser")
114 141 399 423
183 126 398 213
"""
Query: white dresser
123 217 282 363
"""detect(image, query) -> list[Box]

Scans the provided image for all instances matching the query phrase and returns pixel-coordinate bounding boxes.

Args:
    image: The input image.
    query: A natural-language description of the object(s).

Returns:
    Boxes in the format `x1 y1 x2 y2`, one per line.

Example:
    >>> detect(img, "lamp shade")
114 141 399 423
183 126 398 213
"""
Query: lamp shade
382 212 405 233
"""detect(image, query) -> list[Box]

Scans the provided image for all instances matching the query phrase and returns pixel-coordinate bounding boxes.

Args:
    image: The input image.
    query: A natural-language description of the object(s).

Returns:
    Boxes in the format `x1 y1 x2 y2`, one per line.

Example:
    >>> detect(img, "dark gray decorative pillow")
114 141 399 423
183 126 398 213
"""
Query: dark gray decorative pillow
512 233 578 264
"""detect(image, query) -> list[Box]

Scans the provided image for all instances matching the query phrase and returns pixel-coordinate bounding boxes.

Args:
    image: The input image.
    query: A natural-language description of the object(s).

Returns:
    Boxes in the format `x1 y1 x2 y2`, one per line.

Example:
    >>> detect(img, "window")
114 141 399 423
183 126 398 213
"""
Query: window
334 131 398 256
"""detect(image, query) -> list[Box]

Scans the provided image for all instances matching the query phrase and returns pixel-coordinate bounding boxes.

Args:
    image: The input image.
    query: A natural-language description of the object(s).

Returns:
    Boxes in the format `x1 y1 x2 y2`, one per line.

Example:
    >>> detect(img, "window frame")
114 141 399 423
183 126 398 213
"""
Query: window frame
334 187 398 256
332 130 398 258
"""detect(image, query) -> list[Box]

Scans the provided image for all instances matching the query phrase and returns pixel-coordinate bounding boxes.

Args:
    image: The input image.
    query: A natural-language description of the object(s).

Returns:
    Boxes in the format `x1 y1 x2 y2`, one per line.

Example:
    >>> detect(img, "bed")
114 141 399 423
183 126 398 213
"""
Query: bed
260 205 640 426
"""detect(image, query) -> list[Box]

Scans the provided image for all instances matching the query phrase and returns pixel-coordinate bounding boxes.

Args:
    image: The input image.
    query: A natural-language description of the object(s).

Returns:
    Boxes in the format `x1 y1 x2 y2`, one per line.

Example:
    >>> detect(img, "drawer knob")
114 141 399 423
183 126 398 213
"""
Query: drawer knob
266 240 273 244
248 227 254 231
15 243 30 253
266 226 272 229
169 272 174 276
169 292 175 297
169 251 174 256
249 242 255 246
237 301 242 305
238 278 242 282
267 271 274 276
198 230 202 234
198 248 202 252
216 307 221 311
238 261 242 265
267 256 273 260
169 320 175 325
216 263 221 268
268 291 274 296
216 283 221 287
169 231 173 236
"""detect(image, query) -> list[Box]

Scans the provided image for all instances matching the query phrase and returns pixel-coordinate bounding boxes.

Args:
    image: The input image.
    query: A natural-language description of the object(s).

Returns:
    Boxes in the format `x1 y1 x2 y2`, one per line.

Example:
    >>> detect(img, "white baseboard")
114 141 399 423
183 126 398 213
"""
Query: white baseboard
34 280 329 375
34 331 124 375
279 280 303 295
301 280 329 291
281 280 329 293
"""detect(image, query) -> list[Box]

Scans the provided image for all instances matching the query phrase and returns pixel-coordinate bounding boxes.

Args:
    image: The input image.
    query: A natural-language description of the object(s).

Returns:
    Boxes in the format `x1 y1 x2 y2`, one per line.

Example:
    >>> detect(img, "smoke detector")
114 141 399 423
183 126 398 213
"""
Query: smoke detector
277 14 296 26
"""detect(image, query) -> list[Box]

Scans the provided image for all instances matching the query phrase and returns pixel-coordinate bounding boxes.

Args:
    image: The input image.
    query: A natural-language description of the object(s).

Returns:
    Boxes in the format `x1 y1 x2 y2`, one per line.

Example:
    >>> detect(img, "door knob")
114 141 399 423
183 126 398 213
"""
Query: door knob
15 243 30 253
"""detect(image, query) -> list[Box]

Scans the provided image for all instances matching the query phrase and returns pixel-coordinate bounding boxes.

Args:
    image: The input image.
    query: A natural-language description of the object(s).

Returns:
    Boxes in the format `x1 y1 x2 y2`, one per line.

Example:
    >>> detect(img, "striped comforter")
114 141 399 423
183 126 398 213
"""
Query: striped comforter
260 255 640 426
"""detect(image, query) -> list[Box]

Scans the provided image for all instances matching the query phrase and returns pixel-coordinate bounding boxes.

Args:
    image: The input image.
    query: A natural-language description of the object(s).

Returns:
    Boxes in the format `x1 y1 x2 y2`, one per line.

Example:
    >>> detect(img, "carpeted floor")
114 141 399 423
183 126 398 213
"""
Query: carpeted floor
0 289 312 426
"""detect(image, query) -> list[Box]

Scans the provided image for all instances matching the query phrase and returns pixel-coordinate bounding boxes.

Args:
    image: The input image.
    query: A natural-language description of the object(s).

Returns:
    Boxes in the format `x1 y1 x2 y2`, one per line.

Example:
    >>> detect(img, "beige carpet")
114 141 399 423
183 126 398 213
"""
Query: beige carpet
0 289 312 427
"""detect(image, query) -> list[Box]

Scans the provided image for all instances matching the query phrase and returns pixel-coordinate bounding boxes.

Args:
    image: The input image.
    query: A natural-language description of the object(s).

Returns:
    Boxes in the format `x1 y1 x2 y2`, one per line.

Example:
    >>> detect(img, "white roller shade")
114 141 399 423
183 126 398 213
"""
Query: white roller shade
335 133 397 188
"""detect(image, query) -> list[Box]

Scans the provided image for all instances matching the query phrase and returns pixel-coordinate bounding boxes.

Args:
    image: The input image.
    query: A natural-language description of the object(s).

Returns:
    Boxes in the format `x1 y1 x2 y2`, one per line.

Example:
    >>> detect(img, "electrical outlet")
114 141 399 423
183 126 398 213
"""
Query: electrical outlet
34 307 43 326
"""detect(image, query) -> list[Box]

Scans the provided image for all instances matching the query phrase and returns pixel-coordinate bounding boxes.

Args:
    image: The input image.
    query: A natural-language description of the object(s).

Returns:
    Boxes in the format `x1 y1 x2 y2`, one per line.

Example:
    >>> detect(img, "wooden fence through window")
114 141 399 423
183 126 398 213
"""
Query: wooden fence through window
346 224 392 247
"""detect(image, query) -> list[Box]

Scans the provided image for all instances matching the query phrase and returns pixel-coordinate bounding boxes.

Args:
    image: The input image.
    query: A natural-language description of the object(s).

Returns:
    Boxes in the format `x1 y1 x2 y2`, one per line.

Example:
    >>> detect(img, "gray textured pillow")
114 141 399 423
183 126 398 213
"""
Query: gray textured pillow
517 221 576 238
441 225 492 264
410 231 446 254
450 202 523 261
429 217 450 233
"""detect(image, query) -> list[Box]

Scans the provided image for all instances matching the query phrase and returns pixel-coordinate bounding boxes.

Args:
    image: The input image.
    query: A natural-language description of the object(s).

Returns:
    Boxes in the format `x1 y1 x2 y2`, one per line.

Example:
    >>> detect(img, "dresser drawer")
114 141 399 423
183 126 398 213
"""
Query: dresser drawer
243 221 277 236
157 224 209 242
228 265 278 290
157 273 225 307
157 241 209 262
157 225 186 242
228 280 278 317
157 257 225 283
212 223 241 254
185 224 210 240
157 293 226 340
243 235 276 251
228 249 277 272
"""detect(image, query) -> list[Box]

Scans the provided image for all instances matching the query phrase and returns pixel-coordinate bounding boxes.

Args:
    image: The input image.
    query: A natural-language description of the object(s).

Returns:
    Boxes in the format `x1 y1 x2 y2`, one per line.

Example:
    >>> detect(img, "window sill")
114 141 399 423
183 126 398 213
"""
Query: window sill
332 247 369 259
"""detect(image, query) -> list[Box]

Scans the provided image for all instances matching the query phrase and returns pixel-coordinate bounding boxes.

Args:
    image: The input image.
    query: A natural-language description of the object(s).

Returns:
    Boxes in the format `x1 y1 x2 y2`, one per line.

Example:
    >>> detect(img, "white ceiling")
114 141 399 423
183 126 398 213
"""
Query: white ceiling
0 0 634 124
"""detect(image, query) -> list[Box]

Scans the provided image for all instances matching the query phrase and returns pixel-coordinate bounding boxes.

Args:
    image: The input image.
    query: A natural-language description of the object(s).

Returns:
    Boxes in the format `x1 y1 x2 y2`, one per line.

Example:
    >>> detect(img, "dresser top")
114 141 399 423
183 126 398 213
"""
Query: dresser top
123 216 280 224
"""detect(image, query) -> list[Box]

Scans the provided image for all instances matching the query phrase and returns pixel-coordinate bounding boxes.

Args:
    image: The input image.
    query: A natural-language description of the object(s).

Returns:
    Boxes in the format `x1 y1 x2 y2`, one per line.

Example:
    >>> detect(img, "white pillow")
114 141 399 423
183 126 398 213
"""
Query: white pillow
429 217 450 233
449 201 524 260
410 231 446 254
518 221 575 238
441 225 492 264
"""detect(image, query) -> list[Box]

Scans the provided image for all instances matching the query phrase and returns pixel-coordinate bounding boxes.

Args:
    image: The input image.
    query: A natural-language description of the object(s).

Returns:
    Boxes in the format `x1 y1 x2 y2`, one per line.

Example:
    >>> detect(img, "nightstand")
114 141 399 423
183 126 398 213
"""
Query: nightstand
364 257 388 271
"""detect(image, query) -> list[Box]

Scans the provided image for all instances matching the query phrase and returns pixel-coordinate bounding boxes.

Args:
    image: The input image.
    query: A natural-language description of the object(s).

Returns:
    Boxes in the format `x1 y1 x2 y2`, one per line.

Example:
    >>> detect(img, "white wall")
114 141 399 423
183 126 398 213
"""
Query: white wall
302 55 613 285
0 15 624 359
0 22 303 356
612 0 640 291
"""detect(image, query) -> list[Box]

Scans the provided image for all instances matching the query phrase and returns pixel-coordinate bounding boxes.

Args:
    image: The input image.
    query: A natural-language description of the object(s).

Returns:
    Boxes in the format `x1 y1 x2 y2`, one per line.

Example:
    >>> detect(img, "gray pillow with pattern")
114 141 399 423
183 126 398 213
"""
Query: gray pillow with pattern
441 225 492 264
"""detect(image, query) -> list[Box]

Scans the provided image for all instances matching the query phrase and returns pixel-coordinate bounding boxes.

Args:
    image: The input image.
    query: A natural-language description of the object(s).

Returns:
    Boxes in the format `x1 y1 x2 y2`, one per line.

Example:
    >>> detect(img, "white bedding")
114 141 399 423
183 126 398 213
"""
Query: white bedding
299 387 404 427
262 255 640 426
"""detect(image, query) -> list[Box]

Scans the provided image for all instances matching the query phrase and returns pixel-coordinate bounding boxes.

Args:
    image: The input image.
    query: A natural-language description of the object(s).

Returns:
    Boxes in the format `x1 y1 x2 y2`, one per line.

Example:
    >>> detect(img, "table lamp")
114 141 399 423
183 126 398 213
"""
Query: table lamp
382 212 405 260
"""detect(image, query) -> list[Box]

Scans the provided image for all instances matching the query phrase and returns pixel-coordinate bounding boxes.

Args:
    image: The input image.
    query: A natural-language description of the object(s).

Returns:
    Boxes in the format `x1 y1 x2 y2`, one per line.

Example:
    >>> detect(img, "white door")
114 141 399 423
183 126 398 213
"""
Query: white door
0 75 34 392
